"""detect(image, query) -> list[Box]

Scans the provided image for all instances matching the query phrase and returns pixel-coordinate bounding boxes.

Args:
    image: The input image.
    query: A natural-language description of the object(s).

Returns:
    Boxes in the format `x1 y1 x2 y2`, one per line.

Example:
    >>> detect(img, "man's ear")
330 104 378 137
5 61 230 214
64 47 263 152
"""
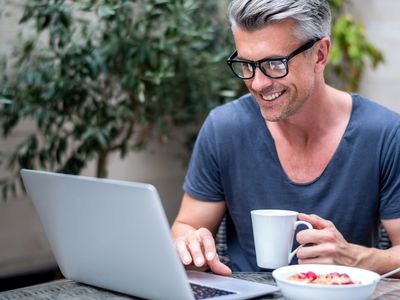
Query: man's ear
314 38 331 74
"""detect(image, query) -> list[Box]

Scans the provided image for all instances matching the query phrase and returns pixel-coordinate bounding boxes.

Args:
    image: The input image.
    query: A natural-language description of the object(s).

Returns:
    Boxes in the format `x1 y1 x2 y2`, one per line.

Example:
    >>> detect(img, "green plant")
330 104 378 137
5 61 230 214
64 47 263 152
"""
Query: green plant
327 0 384 90
0 0 384 199
0 0 239 199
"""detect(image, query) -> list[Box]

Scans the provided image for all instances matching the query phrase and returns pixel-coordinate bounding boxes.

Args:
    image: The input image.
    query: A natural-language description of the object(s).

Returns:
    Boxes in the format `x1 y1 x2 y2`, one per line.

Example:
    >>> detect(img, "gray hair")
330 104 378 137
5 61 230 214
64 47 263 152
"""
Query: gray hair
228 0 331 40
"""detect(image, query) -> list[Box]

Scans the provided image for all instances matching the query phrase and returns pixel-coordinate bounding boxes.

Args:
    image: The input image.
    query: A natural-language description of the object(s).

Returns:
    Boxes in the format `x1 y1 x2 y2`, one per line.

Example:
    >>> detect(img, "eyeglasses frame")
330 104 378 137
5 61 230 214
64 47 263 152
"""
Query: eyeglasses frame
226 37 322 80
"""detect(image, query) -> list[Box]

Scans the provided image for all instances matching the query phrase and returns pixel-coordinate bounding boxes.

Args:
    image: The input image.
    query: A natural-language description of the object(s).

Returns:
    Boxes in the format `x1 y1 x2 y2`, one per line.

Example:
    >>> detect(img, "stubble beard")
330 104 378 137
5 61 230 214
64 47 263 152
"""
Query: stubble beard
257 90 296 122
258 87 311 123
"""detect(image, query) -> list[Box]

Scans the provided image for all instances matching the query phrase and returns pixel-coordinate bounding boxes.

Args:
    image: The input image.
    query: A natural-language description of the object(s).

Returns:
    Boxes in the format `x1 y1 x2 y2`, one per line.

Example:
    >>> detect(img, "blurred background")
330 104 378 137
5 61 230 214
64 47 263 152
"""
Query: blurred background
0 0 399 291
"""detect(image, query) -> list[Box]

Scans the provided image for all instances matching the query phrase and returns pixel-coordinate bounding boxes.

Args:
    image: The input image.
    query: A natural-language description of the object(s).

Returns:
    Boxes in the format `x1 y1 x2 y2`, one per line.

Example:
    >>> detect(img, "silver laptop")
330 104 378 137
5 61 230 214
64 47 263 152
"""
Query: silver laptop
20 169 278 300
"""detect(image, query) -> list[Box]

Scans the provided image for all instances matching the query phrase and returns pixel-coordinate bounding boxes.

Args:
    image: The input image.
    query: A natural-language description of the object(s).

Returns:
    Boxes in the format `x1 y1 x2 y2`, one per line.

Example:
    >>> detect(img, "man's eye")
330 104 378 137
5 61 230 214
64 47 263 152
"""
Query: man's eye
242 63 254 72
268 60 285 70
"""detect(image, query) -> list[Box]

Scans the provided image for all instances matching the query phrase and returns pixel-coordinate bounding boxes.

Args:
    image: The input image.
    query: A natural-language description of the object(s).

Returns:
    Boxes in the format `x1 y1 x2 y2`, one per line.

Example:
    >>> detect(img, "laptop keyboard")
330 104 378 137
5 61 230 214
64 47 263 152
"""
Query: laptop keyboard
190 283 236 299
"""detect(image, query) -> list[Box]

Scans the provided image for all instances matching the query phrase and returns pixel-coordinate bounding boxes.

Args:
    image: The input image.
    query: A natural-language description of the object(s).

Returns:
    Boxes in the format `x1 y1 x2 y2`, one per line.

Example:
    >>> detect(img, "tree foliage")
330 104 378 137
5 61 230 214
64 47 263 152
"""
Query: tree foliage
0 0 384 199
0 0 240 199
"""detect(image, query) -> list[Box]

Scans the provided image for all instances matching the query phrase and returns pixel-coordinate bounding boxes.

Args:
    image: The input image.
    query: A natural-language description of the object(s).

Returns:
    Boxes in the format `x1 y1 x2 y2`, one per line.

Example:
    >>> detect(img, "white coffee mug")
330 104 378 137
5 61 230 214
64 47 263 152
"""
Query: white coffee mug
250 209 313 269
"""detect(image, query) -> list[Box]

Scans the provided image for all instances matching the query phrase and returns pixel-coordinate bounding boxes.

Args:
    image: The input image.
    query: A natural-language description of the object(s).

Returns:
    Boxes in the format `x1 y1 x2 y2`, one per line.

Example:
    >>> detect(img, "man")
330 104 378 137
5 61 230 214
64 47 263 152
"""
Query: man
172 0 400 276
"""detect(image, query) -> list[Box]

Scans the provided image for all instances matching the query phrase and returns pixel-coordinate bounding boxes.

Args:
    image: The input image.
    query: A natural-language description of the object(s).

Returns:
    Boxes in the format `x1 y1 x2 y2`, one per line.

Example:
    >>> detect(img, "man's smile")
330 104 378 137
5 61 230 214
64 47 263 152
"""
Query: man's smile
261 89 286 101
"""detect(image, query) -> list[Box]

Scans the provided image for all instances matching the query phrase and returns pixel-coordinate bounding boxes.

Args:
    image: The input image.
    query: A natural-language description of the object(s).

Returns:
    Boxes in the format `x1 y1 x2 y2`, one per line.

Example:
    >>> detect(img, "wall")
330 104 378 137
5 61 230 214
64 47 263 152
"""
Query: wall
351 0 400 111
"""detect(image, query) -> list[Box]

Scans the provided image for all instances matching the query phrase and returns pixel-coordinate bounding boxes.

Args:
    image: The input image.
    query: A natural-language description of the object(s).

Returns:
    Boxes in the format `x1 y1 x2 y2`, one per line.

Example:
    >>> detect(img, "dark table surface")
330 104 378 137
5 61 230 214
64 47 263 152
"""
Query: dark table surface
0 272 399 299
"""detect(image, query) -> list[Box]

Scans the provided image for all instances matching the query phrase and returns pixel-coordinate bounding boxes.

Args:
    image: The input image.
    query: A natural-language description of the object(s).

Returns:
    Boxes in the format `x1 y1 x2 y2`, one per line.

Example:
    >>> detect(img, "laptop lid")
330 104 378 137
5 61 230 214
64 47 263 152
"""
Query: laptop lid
20 169 278 300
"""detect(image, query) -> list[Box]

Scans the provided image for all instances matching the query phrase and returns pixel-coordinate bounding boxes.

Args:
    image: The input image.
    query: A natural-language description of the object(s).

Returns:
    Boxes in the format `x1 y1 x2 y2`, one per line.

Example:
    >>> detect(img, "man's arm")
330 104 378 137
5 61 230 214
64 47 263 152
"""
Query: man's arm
171 192 232 276
296 214 400 277
366 218 400 275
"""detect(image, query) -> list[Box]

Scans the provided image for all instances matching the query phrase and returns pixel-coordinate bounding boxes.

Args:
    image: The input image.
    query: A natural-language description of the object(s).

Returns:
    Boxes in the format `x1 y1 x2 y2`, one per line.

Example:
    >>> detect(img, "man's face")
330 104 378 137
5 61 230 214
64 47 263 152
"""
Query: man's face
233 20 319 122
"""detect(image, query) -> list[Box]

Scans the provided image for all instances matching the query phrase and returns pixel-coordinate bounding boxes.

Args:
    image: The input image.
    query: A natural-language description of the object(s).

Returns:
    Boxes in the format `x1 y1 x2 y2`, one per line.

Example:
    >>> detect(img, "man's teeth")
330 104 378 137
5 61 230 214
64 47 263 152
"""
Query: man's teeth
262 91 283 101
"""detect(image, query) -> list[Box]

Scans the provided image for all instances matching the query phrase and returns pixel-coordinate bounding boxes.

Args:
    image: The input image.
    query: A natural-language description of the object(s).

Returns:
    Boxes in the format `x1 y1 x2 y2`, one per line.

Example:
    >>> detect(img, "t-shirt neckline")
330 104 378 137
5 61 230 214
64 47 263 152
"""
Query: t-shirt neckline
251 93 357 186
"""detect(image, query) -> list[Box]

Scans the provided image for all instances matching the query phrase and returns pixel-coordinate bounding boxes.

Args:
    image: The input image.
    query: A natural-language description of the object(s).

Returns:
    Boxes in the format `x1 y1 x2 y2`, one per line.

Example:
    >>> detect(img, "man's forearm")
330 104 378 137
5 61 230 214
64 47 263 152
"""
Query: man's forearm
353 244 400 277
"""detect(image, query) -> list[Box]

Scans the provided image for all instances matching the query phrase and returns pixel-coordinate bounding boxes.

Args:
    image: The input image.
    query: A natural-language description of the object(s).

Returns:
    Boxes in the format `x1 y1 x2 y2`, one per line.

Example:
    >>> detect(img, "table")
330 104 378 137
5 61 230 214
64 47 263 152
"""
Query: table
1 272 400 299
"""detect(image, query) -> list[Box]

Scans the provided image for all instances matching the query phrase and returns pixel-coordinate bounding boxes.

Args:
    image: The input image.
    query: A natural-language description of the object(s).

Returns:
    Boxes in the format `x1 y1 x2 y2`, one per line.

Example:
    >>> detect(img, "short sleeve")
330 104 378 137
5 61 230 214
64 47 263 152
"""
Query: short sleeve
380 124 400 219
183 112 225 202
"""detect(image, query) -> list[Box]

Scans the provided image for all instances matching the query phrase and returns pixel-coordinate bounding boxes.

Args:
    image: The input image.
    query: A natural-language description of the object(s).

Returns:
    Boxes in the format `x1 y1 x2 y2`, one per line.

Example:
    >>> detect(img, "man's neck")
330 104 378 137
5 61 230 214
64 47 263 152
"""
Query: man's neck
265 85 352 183
266 85 351 149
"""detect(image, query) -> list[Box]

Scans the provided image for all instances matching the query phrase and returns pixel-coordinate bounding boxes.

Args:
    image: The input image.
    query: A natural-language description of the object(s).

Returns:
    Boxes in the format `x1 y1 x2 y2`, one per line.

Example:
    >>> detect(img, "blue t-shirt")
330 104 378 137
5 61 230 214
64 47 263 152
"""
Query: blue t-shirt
183 93 400 272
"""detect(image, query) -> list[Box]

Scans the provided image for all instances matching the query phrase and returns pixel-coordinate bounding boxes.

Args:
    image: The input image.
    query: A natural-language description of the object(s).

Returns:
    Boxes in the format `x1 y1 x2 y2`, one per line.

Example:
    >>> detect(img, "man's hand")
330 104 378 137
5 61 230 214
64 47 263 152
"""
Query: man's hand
175 227 232 276
296 213 360 266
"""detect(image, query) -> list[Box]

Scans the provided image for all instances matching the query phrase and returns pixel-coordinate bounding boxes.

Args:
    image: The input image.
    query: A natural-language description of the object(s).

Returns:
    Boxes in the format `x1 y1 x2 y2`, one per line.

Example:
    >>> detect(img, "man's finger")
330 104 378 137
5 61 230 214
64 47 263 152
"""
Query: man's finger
208 254 232 276
187 234 206 267
298 256 334 265
175 239 192 265
197 228 217 261
296 242 336 259
298 213 334 230
296 226 338 245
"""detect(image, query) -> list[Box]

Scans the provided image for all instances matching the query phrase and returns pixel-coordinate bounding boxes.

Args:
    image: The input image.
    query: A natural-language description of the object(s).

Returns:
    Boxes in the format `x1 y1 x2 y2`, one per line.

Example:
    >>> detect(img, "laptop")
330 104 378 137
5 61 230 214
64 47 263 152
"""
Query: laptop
20 169 279 300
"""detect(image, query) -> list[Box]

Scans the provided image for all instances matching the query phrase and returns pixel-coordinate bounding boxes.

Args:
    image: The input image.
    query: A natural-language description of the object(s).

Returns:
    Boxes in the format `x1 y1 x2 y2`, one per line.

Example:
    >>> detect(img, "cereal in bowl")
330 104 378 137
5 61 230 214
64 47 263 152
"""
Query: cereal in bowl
288 271 361 285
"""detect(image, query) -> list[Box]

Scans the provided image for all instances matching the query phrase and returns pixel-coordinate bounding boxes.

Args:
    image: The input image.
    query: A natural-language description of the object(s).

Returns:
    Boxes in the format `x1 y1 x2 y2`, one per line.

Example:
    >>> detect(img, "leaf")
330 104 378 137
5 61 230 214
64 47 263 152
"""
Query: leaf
19 8 34 24
0 98 13 105
82 129 96 140
96 132 108 149
98 5 115 18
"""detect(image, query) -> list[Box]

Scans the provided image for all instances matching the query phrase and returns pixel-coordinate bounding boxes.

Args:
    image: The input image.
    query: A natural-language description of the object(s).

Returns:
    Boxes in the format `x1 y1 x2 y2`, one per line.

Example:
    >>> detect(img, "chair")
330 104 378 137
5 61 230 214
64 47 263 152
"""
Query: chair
215 216 230 266
377 223 392 250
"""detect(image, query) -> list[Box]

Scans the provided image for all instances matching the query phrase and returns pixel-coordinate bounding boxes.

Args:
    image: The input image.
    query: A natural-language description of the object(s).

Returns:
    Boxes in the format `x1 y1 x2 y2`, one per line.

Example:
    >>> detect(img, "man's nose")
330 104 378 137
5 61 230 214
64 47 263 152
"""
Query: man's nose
250 67 273 92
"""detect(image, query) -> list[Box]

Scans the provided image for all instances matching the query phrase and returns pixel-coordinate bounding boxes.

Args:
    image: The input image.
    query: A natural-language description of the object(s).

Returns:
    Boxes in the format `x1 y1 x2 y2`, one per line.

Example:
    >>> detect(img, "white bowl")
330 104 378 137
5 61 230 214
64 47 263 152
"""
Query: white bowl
272 264 380 300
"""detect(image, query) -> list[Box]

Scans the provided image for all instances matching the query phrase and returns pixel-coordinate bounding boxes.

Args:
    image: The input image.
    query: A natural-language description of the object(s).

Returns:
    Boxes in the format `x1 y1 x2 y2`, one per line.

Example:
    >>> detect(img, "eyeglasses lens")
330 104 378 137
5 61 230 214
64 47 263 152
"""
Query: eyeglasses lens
230 60 287 79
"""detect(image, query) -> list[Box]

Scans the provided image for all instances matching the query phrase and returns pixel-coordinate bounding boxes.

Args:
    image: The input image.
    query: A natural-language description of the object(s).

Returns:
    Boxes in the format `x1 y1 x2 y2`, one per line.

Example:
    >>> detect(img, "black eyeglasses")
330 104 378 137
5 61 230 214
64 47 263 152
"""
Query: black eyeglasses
226 38 321 80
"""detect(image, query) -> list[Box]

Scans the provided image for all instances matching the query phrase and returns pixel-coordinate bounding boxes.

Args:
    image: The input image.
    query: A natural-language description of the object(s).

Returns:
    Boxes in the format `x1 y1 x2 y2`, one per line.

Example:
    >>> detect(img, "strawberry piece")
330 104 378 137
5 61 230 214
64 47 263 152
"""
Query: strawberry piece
304 271 318 281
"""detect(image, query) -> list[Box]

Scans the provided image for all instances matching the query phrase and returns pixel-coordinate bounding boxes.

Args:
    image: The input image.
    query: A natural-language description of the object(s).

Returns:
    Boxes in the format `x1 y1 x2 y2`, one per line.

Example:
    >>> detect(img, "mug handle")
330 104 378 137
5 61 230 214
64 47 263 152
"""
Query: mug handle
288 221 313 264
